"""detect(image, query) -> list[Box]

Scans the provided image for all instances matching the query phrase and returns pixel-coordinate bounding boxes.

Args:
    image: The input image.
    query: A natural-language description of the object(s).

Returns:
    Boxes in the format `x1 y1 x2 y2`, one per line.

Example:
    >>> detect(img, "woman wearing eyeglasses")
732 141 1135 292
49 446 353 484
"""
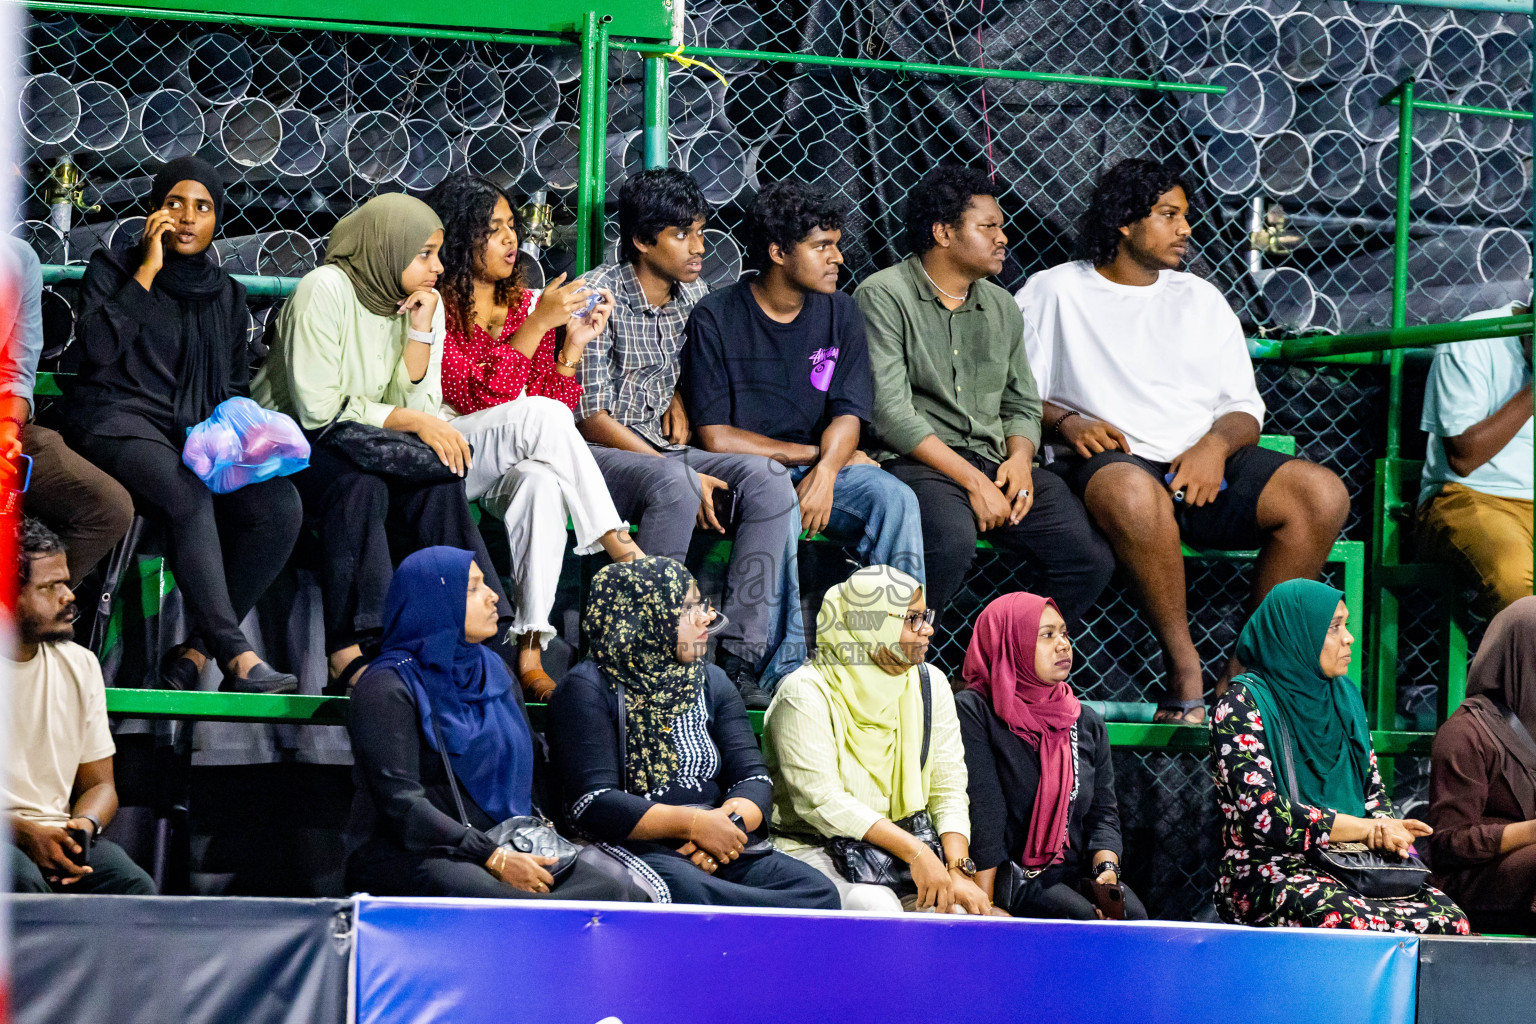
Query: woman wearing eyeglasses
545 556 840 909
763 565 990 913
956 592 1146 920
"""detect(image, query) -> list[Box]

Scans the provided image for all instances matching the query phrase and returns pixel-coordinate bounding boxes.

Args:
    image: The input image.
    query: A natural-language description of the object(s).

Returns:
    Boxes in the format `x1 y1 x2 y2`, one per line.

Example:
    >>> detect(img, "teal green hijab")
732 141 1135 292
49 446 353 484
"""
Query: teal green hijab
1234 579 1371 816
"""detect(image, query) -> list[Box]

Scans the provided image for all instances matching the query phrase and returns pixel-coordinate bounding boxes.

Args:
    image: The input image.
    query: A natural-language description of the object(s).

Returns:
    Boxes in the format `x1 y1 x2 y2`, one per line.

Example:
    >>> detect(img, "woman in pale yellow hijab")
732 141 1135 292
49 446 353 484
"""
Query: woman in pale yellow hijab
764 565 992 915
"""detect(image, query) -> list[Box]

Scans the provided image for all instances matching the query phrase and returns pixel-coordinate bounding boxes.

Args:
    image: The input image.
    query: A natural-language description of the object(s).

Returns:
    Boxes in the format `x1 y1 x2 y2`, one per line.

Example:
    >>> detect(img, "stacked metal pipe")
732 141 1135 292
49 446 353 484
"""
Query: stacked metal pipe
19 15 588 267
1142 0 1533 334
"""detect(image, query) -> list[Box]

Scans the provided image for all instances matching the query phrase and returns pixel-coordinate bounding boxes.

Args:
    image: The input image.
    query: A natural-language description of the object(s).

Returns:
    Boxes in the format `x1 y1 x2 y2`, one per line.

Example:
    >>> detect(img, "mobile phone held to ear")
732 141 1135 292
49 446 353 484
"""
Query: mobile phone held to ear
711 486 739 529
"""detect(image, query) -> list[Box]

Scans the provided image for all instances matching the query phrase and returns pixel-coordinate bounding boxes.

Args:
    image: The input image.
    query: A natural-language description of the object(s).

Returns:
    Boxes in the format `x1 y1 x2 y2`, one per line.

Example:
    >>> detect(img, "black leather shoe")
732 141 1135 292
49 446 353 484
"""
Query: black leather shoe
221 661 299 695
159 645 202 692
717 650 770 711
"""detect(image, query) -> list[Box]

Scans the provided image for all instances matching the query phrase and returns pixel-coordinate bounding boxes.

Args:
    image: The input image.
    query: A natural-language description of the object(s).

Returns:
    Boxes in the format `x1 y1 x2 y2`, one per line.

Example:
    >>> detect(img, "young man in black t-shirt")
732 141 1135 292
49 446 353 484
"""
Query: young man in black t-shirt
681 180 925 587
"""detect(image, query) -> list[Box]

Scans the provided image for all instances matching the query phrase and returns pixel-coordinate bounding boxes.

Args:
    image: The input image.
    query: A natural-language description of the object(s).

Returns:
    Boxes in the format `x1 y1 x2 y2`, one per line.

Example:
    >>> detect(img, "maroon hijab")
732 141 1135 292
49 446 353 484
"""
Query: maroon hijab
962 592 1082 870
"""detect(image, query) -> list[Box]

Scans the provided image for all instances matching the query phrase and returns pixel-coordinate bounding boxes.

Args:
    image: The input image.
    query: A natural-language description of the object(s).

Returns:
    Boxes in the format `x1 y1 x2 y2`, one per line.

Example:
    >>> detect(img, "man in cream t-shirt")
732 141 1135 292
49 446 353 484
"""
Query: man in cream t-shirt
6 519 154 893
1016 158 1351 724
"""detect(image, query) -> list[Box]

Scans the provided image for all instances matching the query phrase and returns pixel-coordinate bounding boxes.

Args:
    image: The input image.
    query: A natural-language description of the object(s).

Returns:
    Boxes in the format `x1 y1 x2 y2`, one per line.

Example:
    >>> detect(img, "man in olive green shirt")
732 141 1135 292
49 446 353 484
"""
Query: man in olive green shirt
854 166 1112 624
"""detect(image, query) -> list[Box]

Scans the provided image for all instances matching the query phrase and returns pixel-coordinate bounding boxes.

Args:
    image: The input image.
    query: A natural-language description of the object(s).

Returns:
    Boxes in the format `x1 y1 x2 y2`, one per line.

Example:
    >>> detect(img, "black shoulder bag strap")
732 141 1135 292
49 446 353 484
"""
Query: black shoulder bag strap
1491 696 1536 761
428 714 472 829
613 678 629 782
1250 678 1303 806
918 662 933 771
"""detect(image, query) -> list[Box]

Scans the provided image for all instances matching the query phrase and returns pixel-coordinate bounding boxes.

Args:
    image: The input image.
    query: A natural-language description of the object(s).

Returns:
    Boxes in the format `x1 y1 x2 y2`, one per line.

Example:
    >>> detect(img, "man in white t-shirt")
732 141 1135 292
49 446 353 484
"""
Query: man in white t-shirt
1417 303 1533 613
6 518 154 894
1016 158 1350 724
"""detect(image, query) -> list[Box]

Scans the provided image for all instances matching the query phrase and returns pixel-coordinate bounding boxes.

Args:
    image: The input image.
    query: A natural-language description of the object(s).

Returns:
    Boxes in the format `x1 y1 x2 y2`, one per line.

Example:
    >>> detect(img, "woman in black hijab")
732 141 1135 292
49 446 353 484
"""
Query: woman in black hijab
69 156 302 694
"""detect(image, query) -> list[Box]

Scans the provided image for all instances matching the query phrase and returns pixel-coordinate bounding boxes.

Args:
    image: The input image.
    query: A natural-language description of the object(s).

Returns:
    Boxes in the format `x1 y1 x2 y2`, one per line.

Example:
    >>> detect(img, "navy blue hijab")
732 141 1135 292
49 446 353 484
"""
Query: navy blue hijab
367 547 533 821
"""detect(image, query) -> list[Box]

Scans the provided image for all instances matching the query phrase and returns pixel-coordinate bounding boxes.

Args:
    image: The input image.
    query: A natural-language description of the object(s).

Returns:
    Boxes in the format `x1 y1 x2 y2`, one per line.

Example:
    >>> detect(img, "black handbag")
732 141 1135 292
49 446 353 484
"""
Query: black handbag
311 398 466 483
430 717 578 884
1268 705 1430 899
824 663 944 898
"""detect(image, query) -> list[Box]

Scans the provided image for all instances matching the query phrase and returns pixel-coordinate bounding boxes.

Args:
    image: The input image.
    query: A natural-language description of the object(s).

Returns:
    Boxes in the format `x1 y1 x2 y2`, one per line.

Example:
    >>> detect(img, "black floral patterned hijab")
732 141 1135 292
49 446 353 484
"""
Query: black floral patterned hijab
584 556 706 796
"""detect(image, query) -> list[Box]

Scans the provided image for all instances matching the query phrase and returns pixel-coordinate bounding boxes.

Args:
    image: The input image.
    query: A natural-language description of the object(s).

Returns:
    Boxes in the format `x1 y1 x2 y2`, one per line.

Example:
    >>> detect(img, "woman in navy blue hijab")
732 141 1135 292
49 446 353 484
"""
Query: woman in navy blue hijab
344 547 645 901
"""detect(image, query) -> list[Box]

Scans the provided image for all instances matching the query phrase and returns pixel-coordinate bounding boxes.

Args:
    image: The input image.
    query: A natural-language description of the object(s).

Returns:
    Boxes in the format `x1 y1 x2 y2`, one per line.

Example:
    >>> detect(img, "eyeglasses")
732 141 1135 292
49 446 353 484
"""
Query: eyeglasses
682 599 729 632
888 609 936 631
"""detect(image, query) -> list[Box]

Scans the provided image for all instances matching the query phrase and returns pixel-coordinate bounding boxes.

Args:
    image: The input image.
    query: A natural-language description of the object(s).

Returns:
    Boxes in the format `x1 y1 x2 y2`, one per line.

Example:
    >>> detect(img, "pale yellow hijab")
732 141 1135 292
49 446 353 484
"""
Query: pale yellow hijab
809 565 928 820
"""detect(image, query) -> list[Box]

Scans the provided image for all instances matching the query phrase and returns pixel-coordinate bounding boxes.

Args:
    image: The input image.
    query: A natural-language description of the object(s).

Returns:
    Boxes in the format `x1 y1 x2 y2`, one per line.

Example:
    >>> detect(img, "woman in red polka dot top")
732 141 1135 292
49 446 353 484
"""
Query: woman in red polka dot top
426 172 643 698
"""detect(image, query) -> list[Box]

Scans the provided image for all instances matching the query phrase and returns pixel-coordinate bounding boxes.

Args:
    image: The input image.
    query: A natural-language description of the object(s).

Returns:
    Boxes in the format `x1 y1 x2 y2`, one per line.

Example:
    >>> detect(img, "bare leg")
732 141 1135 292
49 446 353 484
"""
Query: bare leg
1082 464 1205 723
1215 460 1352 693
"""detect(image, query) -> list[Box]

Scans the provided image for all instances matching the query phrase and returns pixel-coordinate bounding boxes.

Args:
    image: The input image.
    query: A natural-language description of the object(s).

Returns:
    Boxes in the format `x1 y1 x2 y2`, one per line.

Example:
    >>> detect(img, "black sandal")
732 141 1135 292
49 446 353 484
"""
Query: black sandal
322 655 370 697
1154 698 1208 725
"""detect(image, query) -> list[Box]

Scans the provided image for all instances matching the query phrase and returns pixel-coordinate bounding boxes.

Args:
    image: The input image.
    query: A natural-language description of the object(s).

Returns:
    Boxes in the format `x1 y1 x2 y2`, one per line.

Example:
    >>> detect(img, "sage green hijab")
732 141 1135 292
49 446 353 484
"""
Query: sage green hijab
1233 579 1371 816
324 193 443 318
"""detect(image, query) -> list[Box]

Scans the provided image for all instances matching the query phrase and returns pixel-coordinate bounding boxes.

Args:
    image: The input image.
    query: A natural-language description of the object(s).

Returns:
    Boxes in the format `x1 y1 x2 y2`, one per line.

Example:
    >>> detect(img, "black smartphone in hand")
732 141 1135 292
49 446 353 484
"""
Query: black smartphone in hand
711 486 738 529
64 826 91 867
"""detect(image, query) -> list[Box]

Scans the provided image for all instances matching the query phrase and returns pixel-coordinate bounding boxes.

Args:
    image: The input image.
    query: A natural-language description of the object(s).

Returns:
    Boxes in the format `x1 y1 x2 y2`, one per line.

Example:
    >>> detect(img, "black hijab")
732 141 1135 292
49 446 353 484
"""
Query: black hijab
105 156 236 430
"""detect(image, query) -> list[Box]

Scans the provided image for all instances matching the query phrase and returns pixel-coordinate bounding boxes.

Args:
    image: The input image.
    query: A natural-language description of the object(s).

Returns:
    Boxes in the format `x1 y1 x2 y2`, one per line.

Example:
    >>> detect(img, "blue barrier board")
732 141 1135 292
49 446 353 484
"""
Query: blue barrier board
355 898 1419 1024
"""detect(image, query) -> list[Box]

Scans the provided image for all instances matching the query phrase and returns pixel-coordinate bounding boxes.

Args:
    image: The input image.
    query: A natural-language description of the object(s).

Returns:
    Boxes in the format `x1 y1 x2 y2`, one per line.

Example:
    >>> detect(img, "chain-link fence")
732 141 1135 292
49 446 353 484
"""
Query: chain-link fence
633 0 1533 333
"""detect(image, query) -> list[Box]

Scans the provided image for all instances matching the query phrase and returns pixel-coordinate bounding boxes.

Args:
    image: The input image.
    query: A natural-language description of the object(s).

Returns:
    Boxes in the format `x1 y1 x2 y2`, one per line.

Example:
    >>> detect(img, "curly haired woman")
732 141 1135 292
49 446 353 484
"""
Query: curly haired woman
424 172 642 698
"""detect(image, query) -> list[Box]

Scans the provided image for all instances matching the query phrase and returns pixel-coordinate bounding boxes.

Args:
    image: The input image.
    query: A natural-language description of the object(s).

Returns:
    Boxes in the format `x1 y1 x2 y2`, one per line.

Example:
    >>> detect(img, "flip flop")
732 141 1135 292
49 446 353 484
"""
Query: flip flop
1154 698 1208 725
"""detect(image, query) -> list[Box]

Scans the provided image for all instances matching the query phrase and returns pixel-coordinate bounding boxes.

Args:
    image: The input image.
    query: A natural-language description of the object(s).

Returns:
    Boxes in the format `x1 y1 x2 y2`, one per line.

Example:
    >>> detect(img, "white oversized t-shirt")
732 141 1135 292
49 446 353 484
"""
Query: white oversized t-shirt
1015 262 1265 463
4 641 115 826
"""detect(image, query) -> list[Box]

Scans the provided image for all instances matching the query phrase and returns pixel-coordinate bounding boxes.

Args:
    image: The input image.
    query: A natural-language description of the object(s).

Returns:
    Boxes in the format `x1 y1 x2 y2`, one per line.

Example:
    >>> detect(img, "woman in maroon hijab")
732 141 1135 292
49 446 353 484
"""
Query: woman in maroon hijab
1428 597 1536 935
955 591 1147 919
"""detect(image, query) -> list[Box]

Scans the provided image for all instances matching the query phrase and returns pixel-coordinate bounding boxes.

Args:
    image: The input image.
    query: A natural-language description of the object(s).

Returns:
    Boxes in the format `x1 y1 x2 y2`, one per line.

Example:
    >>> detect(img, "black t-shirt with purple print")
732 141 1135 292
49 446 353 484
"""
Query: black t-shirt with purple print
680 280 873 448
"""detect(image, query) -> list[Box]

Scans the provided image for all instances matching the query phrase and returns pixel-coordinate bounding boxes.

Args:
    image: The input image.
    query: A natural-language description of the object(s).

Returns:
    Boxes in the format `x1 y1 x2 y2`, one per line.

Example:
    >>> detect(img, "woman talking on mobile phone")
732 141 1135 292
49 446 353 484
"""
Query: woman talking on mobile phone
68 156 302 695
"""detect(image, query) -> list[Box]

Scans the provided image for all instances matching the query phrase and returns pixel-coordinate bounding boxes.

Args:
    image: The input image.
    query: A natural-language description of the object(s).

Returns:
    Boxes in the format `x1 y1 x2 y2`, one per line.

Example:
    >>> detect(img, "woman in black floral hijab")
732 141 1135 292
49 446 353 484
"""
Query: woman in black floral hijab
546 556 839 909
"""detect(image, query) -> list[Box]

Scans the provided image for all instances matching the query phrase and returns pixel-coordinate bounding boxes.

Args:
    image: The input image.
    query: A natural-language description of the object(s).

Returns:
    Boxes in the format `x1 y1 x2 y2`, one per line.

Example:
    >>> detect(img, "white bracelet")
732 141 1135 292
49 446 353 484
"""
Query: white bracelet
407 327 437 345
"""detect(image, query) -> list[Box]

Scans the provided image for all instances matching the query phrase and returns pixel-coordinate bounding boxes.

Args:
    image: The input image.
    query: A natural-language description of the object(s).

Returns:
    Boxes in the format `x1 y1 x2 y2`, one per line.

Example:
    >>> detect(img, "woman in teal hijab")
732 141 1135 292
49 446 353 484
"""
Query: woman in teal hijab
1210 579 1468 933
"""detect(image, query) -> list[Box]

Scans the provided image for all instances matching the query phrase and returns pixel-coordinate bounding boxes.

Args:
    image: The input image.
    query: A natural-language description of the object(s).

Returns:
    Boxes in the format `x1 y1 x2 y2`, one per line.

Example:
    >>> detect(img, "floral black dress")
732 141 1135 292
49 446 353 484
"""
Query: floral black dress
1211 681 1469 934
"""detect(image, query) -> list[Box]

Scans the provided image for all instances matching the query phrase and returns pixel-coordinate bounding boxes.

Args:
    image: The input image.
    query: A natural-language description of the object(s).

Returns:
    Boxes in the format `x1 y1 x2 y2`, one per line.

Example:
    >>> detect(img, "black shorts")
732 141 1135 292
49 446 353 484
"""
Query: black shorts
1046 443 1296 551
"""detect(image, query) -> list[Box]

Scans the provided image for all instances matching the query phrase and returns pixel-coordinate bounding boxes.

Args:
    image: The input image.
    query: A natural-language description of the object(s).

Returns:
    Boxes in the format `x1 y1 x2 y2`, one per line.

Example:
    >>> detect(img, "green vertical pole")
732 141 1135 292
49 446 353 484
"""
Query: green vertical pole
575 10 600 273
1386 79 1414 463
590 17 611 266
643 56 670 169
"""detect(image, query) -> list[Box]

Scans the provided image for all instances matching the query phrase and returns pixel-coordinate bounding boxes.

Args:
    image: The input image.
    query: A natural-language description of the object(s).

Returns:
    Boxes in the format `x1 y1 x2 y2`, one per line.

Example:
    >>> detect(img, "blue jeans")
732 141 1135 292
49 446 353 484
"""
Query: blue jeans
789 464 926 585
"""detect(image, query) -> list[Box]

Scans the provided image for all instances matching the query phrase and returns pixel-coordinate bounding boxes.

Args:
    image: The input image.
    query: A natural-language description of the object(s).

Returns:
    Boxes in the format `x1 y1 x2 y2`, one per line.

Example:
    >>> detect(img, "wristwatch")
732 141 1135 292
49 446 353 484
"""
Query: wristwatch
1094 861 1121 883
948 856 977 878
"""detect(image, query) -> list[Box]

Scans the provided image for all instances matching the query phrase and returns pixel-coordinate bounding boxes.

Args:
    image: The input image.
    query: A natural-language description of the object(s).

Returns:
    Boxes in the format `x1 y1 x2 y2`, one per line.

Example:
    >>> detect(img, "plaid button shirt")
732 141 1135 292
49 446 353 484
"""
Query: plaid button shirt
577 261 709 450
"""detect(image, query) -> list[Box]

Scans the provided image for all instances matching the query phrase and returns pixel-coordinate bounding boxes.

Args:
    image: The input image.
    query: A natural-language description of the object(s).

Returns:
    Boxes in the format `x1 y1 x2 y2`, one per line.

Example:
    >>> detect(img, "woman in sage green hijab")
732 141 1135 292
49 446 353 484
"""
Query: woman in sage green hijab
254 193 521 691
1211 579 1468 933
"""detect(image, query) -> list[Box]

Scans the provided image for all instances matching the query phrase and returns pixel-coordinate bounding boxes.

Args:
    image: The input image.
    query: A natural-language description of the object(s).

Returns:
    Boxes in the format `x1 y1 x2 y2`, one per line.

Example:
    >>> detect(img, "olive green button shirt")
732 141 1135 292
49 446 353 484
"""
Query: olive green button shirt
853 255 1042 463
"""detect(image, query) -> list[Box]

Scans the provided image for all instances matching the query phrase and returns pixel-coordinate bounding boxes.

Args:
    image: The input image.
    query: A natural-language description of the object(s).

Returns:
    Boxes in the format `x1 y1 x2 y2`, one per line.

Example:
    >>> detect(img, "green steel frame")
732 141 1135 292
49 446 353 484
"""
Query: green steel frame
24 0 1533 758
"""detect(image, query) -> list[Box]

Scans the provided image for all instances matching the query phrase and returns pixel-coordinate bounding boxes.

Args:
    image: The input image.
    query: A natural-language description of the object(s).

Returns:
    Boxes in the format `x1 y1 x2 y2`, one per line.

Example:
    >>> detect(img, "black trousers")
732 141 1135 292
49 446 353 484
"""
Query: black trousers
348 849 649 902
1014 879 1149 921
882 451 1115 626
76 433 302 666
9 838 156 894
292 445 516 655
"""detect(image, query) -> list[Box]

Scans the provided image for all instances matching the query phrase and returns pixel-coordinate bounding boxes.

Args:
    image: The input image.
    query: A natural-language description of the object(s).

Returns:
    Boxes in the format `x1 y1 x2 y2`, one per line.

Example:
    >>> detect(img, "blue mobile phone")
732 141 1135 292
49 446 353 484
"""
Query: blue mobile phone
1164 470 1226 503
7 453 32 493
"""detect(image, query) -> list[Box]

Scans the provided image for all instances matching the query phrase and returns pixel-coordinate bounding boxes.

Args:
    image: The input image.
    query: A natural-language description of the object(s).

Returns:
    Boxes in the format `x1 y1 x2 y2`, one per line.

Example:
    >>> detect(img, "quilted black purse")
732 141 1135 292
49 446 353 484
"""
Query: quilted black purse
311 398 467 483
430 717 578 884
824 663 944 898
1268 705 1429 899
